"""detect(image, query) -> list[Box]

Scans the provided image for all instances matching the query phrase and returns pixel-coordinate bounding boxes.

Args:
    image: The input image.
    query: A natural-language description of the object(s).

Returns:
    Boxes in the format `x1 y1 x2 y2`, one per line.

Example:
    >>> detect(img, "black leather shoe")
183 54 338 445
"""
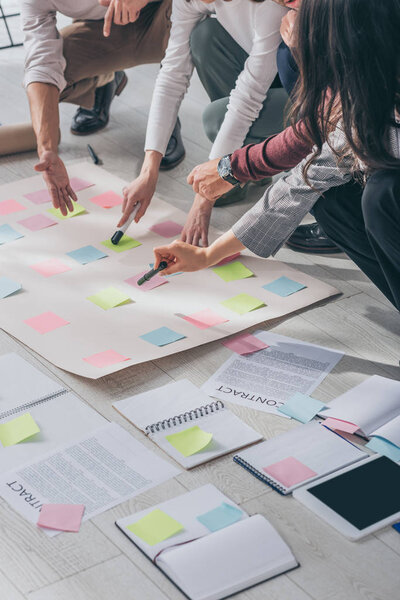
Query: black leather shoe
160 118 185 170
70 71 128 136
286 222 341 254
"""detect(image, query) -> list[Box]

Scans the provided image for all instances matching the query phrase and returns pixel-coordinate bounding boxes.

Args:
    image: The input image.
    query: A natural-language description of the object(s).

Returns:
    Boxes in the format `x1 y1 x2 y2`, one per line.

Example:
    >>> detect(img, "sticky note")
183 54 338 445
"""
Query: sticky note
0 224 23 244
222 332 268 355
126 509 184 546
0 277 21 299
366 436 400 463
125 271 168 291
87 287 131 310
278 392 326 423
89 191 123 208
83 350 130 368
263 456 317 488
150 220 183 237
393 522 400 534
102 237 141 253
196 502 243 532
48 202 86 219
263 276 306 297
212 261 254 282
0 413 40 447
182 308 228 329
24 311 69 334
323 418 359 434
215 252 241 266
18 214 57 231
67 245 107 265
166 425 213 457
37 504 85 533
221 293 265 315
24 189 51 204
140 327 186 347
30 258 71 278
0 199 26 215
69 177 94 192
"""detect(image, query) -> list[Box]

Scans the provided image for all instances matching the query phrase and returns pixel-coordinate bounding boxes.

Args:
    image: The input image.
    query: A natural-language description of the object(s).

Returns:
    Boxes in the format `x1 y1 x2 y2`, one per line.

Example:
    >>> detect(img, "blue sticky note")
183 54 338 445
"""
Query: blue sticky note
0 277 21 299
278 392 326 423
140 327 186 347
67 245 107 265
197 503 243 532
263 276 306 297
0 224 24 245
392 522 400 533
366 436 400 463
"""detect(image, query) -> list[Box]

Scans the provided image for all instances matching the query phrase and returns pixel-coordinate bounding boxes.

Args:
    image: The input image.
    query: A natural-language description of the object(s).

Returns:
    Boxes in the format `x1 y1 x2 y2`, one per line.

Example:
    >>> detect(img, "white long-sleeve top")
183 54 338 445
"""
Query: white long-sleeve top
145 0 287 159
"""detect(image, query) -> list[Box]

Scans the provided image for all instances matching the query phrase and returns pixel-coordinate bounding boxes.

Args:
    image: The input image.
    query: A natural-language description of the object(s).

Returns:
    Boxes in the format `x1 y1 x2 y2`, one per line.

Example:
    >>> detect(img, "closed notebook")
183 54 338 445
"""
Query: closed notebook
234 421 367 495
113 379 262 469
116 484 298 600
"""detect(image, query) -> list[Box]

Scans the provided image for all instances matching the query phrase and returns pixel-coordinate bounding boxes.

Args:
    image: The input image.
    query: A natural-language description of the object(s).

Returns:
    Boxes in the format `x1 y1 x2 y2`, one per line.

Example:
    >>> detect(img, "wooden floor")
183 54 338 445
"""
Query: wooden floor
1 44 400 600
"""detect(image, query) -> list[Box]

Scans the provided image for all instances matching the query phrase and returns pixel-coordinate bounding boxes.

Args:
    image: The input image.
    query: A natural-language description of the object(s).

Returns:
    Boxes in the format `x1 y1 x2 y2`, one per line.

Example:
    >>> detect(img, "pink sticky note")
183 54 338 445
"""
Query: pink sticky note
24 189 52 204
150 220 183 237
89 191 123 209
69 177 94 192
37 503 85 533
263 456 317 488
215 253 241 266
83 349 130 368
182 308 228 329
0 199 27 215
24 311 69 334
30 258 72 278
125 271 168 291
323 418 359 434
18 214 57 231
222 332 268 355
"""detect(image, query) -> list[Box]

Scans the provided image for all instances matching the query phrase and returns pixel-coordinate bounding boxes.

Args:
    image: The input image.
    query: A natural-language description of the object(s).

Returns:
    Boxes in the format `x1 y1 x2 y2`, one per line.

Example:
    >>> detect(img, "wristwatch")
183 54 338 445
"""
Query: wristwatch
217 155 240 186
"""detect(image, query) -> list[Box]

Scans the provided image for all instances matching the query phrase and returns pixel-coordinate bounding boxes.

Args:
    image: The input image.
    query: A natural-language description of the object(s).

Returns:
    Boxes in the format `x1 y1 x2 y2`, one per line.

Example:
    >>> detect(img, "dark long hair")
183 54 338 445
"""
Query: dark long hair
291 0 400 175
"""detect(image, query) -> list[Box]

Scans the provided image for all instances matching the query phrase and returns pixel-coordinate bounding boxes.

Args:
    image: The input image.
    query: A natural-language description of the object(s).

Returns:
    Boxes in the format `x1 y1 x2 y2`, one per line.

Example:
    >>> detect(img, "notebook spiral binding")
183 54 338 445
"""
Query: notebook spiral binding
0 388 68 421
145 400 224 435
233 455 286 496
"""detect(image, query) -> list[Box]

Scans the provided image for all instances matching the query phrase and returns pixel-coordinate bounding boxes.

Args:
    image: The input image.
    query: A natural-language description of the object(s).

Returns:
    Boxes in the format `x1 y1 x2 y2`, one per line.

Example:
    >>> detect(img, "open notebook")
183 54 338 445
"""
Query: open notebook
113 379 262 468
318 375 400 447
234 422 367 495
116 484 298 600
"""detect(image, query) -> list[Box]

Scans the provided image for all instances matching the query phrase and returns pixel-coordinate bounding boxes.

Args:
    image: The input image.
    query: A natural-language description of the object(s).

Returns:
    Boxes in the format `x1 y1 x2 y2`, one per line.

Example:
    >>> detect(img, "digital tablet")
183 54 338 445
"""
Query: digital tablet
293 455 400 540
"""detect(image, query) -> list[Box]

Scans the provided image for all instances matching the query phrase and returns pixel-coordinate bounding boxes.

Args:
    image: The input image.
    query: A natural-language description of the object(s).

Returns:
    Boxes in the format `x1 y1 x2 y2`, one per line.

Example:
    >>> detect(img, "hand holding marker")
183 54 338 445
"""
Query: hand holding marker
111 203 140 245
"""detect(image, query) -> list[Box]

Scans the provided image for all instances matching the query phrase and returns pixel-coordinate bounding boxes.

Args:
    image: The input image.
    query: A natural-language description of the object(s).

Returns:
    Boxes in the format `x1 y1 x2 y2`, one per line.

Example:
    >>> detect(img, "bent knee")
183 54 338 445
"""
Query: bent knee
202 98 228 143
362 170 400 234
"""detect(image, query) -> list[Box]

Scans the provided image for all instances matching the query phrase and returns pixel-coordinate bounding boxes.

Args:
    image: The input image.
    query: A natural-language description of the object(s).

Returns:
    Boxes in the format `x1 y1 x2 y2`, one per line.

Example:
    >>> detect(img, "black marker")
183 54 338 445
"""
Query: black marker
137 261 168 286
111 204 140 245
87 144 101 165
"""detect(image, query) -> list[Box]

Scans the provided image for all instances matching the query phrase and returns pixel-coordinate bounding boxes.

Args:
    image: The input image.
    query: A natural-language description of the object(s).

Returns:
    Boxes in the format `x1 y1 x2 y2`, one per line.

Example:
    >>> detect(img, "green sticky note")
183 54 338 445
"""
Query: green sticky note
0 413 40 447
102 237 141 253
166 425 213 457
212 261 254 282
126 509 184 546
48 203 86 219
221 293 265 315
87 286 131 310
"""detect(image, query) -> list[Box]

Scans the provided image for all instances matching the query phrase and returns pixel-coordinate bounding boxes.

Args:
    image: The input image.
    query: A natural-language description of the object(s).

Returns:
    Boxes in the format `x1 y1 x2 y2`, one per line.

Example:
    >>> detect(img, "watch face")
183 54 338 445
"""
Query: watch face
219 156 232 178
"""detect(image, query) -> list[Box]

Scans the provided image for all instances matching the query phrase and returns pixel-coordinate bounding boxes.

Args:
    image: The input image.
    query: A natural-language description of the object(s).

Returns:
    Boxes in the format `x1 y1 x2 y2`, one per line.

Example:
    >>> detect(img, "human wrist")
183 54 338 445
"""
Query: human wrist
217 155 240 186
141 150 162 180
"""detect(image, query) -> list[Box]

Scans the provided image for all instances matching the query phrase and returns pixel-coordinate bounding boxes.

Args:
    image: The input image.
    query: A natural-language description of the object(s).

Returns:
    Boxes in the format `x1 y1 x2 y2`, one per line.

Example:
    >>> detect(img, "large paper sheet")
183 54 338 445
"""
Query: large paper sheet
0 163 339 378
202 331 344 414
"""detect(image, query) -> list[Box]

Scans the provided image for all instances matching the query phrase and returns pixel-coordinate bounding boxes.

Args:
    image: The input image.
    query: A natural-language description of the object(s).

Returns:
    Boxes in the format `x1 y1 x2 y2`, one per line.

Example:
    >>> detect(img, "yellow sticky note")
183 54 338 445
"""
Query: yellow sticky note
212 261 254 282
166 425 213 457
48 203 86 219
126 509 184 546
221 293 265 315
87 286 131 310
102 237 141 253
0 413 40 447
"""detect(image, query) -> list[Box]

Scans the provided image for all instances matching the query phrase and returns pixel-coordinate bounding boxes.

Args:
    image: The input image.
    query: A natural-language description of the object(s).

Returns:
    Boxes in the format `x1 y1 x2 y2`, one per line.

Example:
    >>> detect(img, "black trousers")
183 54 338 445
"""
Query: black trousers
313 170 400 310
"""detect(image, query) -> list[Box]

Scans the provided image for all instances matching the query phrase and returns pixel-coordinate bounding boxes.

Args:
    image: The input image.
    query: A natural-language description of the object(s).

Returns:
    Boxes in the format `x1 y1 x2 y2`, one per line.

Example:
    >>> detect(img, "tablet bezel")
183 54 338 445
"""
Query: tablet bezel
293 455 400 541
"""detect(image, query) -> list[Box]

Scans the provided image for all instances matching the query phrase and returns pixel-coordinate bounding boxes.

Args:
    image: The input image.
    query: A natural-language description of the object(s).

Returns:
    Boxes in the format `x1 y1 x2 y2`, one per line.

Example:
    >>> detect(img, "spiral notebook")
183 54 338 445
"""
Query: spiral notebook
233 422 367 495
113 379 262 468
116 484 299 600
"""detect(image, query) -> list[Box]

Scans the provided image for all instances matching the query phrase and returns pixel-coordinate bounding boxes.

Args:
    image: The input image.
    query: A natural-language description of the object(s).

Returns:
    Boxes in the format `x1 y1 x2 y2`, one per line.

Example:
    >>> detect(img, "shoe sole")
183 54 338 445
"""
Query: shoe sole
285 241 342 254
159 151 186 171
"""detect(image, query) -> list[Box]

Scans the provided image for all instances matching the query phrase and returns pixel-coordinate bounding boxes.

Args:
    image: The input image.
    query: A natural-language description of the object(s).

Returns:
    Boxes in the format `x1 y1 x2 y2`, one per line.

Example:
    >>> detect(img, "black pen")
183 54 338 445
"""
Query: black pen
137 261 169 286
87 144 101 165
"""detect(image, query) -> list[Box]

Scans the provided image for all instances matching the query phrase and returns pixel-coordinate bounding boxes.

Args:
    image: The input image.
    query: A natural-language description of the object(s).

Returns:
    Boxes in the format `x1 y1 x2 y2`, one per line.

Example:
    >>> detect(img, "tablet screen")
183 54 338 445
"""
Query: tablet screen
309 456 400 530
